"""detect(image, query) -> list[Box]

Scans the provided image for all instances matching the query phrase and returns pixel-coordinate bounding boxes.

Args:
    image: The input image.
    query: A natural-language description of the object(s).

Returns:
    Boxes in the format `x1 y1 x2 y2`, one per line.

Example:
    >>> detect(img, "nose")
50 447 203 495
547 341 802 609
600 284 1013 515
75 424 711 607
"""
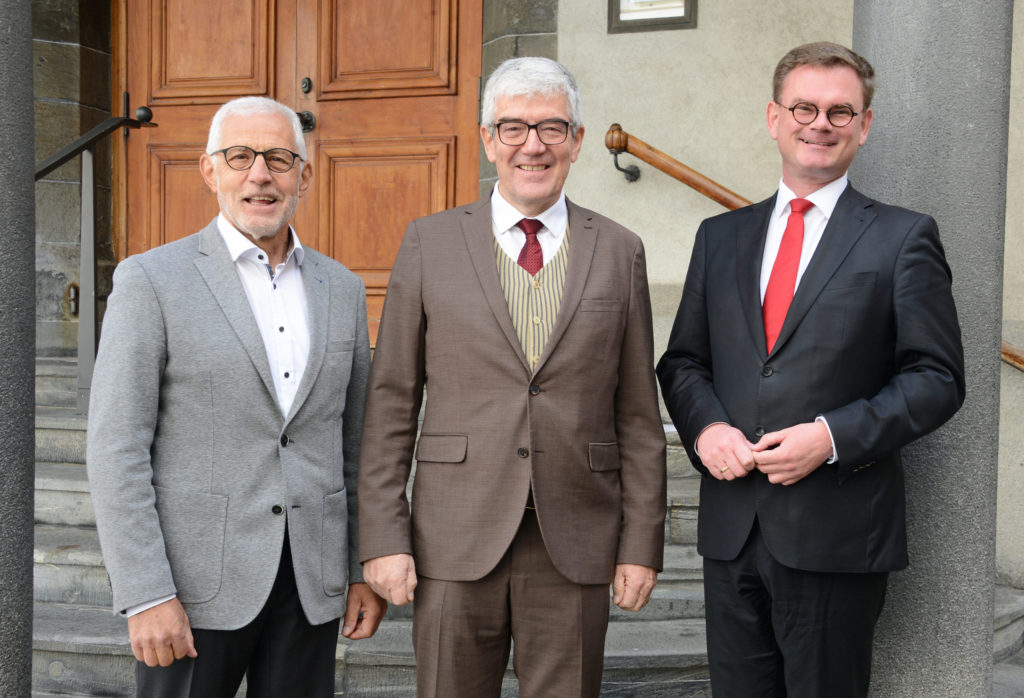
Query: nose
246 154 275 181
520 126 547 153
809 108 833 128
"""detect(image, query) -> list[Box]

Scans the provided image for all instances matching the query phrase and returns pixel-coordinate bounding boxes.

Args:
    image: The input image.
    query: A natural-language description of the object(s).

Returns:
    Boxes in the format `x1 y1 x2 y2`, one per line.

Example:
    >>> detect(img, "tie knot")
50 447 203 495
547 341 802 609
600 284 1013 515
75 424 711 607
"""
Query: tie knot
789 198 813 215
517 218 543 237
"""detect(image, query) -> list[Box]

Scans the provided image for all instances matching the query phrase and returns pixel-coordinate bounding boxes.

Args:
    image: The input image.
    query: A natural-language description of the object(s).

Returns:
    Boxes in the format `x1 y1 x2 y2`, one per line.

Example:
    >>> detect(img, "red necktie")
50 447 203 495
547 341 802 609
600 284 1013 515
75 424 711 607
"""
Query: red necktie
516 218 544 275
763 198 813 353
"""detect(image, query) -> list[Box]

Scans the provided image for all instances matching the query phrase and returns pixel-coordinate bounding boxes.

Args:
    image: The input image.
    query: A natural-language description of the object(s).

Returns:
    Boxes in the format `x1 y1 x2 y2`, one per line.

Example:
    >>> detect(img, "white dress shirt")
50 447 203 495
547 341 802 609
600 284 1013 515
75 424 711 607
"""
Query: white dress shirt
490 185 569 265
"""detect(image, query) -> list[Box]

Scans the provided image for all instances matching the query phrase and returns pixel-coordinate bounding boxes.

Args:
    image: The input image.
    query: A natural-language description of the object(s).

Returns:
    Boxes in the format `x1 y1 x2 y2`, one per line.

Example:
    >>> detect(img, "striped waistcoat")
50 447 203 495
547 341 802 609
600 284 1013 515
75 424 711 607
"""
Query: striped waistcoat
495 229 570 371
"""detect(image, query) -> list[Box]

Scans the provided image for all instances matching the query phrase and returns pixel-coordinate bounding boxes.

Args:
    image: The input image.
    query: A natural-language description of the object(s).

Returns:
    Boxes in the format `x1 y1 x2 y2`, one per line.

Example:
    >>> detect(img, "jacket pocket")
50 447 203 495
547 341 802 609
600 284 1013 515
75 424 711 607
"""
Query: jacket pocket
588 442 621 471
580 299 623 312
321 489 349 596
415 433 468 463
327 339 355 353
153 486 228 604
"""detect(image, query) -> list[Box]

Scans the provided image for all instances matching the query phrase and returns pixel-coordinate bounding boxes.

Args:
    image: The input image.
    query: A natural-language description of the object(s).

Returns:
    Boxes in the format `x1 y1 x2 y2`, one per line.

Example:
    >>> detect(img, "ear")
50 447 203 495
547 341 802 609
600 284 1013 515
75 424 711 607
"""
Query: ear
298 160 313 196
766 102 780 142
481 124 498 163
569 124 585 163
858 107 874 146
199 153 218 193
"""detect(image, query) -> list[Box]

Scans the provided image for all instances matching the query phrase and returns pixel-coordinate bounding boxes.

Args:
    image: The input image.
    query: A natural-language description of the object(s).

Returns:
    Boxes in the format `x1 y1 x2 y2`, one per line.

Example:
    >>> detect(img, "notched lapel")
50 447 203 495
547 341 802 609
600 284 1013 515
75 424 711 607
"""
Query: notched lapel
460 200 532 372
770 187 877 355
194 223 277 400
736 197 775 359
533 201 597 374
287 253 328 423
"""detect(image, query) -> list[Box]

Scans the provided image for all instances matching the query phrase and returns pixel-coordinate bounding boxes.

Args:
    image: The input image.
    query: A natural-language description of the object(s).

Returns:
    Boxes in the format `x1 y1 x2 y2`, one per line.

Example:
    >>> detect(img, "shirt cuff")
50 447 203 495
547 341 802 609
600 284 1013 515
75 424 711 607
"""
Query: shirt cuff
125 594 176 617
815 415 838 463
695 421 729 458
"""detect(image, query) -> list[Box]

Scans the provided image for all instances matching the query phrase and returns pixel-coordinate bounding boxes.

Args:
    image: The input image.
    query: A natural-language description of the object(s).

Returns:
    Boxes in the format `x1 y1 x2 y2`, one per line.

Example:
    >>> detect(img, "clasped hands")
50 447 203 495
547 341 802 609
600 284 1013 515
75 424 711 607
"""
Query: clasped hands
697 421 832 486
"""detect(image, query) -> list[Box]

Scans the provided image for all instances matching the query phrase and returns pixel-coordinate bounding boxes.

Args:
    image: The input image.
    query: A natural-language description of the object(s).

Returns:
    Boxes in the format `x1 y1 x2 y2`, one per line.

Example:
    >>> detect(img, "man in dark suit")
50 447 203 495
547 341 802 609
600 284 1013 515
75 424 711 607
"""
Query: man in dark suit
657 42 965 696
357 57 667 697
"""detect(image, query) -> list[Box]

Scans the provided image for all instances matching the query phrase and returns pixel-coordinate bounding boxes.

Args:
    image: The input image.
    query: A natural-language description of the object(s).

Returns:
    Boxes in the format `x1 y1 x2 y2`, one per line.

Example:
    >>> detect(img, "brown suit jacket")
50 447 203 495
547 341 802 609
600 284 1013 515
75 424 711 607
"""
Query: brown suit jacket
358 196 666 585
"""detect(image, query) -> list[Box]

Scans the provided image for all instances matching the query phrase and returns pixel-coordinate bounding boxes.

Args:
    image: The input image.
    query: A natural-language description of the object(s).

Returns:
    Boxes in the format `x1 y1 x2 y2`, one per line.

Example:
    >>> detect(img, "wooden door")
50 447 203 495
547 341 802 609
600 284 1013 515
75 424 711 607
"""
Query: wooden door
116 0 482 340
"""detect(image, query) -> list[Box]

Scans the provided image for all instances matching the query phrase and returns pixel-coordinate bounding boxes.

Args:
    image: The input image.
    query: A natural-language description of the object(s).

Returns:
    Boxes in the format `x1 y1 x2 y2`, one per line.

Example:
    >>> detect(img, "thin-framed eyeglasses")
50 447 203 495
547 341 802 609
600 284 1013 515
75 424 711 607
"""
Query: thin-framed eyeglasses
494 120 571 146
212 146 302 173
783 101 860 128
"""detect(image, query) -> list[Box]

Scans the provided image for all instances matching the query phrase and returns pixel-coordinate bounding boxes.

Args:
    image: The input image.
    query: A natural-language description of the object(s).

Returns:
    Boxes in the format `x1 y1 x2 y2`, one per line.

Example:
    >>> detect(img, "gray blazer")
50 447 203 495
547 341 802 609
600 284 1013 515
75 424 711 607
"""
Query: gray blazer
86 218 370 629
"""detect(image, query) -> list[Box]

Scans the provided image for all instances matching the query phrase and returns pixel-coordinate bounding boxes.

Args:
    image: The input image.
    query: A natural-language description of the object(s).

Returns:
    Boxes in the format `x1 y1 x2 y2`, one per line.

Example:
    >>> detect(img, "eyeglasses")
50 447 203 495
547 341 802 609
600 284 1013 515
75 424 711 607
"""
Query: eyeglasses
494 120 571 146
784 101 860 128
212 146 302 173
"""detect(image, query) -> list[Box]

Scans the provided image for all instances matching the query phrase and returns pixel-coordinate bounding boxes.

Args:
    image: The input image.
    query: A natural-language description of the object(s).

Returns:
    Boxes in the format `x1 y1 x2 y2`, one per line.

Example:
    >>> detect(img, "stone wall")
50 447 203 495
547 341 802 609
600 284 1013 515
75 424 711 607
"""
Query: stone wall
33 0 112 356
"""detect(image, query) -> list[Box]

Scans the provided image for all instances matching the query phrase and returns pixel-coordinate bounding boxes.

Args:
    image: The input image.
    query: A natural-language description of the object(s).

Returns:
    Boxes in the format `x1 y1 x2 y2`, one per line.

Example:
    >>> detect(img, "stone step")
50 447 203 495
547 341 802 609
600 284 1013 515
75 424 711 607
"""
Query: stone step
665 425 697 479
36 406 87 465
36 357 79 409
667 476 699 546
32 603 709 697
36 462 93 526
995 584 1024 662
34 524 110 607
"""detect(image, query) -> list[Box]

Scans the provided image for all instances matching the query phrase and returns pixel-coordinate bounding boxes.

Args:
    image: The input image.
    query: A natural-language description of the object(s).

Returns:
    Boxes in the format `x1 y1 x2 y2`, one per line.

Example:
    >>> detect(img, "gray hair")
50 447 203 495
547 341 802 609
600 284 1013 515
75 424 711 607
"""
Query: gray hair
205 96 307 160
480 57 583 129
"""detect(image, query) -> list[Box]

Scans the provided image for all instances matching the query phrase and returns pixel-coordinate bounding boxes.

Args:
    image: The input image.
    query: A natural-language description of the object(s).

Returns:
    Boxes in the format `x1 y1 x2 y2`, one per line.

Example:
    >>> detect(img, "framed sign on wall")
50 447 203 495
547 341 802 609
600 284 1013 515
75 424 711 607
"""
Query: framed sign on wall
608 0 697 33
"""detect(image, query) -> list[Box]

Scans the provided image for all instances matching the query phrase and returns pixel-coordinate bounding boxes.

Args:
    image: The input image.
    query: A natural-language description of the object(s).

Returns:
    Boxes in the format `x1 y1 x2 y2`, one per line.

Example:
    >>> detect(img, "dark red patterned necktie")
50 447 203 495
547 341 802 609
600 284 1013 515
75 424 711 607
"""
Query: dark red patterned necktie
516 218 544 275
763 198 813 353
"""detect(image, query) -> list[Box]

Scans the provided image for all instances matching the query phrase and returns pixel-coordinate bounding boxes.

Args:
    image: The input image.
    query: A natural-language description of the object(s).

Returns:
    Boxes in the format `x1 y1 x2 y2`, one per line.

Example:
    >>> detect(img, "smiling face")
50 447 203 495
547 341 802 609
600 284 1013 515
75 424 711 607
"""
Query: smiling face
767 64 873 196
200 111 312 244
481 93 584 217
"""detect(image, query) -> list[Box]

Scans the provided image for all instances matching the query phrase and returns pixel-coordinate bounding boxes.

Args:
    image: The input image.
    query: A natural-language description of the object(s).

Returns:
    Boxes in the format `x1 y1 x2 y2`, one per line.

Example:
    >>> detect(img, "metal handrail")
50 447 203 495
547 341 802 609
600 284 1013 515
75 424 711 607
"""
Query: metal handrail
34 95 157 413
604 122 1024 372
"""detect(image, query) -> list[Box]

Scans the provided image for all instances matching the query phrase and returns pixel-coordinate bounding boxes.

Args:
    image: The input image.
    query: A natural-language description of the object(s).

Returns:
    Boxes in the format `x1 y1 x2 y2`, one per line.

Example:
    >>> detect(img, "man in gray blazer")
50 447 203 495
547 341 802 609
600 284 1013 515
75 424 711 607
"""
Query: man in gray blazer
86 96 385 697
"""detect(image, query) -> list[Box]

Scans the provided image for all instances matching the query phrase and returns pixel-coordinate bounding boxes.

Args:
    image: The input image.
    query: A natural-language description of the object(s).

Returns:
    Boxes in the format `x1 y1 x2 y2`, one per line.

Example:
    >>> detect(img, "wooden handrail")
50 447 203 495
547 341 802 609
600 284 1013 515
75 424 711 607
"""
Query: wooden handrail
605 123 751 211
606 122 1024 374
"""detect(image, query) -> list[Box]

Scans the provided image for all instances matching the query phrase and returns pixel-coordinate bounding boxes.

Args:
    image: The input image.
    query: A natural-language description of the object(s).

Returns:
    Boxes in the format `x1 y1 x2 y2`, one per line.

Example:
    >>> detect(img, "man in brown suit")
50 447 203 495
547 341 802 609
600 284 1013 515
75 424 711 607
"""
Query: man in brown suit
357 56 667 697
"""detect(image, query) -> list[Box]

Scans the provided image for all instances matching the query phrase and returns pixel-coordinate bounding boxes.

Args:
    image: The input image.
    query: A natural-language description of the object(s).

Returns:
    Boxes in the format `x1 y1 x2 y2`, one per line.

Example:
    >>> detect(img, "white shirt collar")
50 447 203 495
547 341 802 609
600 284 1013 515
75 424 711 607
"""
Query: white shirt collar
215 213 305 267
774 174 848 221
490 185 568 238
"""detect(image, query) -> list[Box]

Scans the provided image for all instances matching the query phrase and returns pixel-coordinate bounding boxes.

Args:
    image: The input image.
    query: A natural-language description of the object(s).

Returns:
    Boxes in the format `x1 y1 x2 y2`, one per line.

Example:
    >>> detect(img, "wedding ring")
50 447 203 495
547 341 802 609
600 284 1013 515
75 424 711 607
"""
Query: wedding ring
720 466 729 473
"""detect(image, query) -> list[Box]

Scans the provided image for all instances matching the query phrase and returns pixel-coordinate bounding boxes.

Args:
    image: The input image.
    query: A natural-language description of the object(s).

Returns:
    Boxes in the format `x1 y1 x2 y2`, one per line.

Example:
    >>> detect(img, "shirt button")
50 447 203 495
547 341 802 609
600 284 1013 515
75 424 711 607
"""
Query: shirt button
517 447 529 458
283 372 290 379
761 365 774 377
533 280 541 289
533 316 541 325
279 326 285 333
280 434 289 447
532 355 540 363
271 505 284 515
529 384 541 395
258 254 264 260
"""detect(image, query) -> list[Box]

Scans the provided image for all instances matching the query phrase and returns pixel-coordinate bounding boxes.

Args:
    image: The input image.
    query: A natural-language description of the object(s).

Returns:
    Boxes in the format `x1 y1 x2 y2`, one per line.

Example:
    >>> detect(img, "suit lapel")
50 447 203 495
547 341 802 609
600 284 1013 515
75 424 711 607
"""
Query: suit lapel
460 198 532 372
770 185 876 355
287 251 328 423
193 221 277 399
736 196 776 359
533 199 596 375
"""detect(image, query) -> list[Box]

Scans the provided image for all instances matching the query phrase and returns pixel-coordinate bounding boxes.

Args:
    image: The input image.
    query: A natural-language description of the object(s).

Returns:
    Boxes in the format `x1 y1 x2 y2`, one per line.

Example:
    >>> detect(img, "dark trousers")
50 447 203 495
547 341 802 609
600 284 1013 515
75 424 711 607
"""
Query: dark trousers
412 508 611 698
703 521 889 698
135 537 340 698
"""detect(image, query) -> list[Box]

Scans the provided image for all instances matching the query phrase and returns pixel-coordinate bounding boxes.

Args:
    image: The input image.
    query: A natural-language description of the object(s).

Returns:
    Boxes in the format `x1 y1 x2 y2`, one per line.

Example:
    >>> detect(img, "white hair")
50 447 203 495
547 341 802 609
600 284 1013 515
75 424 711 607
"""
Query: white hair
480 57 583 129
205 96 307 160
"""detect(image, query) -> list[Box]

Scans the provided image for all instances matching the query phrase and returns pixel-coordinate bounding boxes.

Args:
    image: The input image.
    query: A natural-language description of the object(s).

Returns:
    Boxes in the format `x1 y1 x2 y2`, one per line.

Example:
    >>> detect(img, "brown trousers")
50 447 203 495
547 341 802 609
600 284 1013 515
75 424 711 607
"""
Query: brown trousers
412 508 611 697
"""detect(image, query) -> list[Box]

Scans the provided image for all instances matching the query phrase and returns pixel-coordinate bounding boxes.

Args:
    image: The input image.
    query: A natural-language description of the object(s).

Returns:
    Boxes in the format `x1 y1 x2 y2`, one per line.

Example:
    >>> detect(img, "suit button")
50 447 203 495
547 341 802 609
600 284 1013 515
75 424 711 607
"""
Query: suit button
754 426 765 438
761 365 774 377
517 447 529 458
271 505 283 515
280 434 289 447
529 384 541 395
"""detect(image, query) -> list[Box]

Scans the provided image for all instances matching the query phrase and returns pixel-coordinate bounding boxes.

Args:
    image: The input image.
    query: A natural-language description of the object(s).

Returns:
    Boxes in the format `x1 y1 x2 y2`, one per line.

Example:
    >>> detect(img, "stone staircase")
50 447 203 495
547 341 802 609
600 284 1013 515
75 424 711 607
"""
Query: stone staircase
32 356 1024 696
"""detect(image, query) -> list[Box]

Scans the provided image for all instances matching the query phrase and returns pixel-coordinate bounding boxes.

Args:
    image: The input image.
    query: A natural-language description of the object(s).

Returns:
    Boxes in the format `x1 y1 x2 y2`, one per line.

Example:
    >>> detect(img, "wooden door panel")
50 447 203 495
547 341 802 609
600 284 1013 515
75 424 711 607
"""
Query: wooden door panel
320 0 454 97
150 0 274 102
146 145 220 249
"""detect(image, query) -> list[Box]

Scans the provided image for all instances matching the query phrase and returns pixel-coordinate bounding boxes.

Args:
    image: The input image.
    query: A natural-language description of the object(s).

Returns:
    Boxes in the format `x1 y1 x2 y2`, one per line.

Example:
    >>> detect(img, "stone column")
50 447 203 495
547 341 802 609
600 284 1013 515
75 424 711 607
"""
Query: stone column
0 0 37 694
850 2 1011 694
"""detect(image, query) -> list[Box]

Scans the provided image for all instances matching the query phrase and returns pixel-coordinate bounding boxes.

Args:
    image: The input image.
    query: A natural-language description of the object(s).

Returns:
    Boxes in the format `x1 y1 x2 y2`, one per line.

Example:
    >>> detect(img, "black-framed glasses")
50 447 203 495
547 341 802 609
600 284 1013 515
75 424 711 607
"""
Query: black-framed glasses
494 120 571 146
213 145 302 173
784 101 860 127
